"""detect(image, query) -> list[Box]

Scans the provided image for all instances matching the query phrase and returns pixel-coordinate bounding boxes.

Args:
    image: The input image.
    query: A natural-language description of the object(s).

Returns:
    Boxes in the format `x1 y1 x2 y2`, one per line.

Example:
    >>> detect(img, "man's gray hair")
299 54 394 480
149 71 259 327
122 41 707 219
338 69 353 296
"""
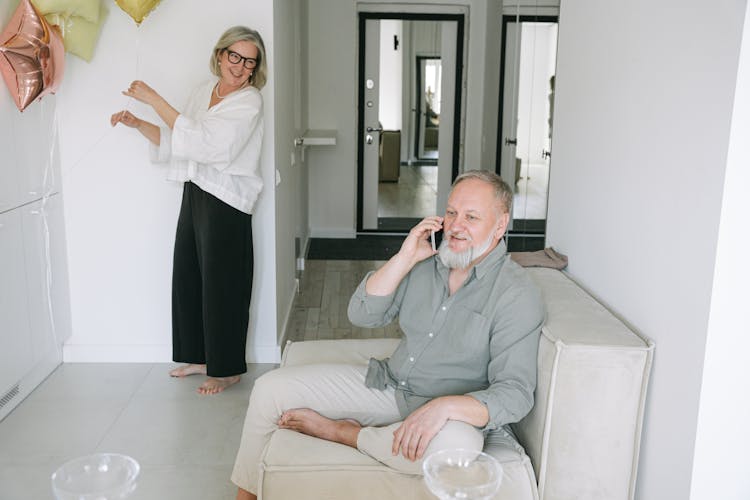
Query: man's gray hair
209 26 268 90
452 170 513 214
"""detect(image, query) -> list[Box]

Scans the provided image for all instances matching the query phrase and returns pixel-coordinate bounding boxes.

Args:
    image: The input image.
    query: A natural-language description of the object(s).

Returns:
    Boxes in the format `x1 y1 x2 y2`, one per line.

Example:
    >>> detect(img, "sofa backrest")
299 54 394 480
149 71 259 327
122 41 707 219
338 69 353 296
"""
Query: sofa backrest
514 268 654 500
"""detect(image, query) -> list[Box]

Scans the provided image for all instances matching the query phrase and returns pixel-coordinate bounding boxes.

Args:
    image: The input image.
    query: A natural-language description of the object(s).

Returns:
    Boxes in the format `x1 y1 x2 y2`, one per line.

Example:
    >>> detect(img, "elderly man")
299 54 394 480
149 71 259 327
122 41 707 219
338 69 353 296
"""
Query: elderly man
232 170 544 500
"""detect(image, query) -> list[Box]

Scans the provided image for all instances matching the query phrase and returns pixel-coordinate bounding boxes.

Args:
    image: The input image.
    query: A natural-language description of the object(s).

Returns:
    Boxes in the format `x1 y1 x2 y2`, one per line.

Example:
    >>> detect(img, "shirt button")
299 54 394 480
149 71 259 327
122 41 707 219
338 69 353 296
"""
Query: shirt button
441 305 447 311
400 381 406 386
409 356 415 362
428 332 434 338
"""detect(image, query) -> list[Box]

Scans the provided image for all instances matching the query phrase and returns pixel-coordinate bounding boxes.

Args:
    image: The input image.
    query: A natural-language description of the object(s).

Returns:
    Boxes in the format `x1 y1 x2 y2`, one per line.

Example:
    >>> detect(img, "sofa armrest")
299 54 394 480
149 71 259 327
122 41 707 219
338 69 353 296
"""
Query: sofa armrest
281 338 401 368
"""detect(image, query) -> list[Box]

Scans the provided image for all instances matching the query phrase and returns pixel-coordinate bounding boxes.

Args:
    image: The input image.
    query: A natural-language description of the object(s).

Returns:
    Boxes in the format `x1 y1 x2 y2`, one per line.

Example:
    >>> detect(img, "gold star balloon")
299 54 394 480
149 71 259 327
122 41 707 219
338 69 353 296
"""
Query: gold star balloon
0 0 65 111
115 0 161 25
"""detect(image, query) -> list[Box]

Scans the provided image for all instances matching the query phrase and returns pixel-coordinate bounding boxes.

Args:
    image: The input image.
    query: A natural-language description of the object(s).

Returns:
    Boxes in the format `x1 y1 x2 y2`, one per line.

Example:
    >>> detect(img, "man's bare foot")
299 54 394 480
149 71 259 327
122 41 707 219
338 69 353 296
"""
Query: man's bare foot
169 364 207 377
236 487 256 500
278 408 362 448
197 375 241 395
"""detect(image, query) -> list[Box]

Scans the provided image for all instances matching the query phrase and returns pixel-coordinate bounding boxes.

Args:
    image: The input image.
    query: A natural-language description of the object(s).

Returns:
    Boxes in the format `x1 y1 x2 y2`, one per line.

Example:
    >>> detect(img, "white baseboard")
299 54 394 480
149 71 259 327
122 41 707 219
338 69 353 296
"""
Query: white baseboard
1 346 61 421
245 343 281 363
63 344 173 362
63 342 281 363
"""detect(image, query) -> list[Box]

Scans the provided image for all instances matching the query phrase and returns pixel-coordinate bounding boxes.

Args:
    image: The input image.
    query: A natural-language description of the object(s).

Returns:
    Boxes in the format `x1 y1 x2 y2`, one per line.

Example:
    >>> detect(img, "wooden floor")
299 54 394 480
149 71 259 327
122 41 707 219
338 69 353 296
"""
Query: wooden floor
284 259 404 343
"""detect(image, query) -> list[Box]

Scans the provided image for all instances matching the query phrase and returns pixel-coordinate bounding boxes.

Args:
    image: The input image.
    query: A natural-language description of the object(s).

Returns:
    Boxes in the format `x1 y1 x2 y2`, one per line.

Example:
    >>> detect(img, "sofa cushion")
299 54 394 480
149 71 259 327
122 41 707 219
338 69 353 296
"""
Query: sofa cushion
281 338 400 368
260 423 537 500
276 338 538 500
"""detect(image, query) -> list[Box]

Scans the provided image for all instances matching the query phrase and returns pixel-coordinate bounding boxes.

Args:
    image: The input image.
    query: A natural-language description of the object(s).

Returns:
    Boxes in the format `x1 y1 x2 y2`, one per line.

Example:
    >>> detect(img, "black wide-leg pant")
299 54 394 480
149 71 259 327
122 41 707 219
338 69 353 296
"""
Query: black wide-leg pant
171 182 253 377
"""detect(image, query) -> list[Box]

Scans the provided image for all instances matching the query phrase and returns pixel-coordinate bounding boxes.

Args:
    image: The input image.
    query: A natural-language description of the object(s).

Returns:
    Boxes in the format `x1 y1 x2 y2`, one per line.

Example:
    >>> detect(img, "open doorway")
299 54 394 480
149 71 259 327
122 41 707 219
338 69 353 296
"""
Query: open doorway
357 13 464 233
497 15 559 248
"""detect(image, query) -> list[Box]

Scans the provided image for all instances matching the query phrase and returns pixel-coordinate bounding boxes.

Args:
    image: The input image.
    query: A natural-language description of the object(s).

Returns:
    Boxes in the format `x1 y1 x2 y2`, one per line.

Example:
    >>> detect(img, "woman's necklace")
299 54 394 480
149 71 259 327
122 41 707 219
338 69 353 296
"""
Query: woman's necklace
214 81 248 99
214 82 228 99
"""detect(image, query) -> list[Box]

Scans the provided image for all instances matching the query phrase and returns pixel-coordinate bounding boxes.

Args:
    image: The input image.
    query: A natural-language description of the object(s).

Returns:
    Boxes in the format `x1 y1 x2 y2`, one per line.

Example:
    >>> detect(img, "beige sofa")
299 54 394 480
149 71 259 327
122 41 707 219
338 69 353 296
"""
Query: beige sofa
257 268 654 499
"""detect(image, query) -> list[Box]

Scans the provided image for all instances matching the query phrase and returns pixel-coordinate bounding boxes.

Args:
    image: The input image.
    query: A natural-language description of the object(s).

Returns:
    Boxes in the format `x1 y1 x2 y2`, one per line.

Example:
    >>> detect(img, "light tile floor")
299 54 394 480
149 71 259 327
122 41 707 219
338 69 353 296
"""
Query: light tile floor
1 259 397 499
0 362 276 499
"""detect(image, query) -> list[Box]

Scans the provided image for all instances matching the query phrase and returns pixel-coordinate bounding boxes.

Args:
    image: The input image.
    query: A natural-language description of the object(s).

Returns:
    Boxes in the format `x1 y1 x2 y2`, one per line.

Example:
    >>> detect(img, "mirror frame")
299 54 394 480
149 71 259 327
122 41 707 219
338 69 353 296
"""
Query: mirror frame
495 14 559 249
356 12 465 233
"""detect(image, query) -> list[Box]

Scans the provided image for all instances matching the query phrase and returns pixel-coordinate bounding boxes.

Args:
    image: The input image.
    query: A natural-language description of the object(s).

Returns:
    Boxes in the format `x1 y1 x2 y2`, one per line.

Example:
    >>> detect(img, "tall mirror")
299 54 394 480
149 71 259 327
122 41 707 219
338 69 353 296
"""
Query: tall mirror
358 14 464 233
415 56 441 163
497 13 559 249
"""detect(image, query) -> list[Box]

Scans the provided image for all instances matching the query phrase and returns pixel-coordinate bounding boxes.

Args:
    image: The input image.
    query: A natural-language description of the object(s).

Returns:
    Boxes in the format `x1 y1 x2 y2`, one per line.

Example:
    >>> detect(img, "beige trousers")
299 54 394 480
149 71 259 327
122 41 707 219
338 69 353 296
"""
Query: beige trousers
230 363 484 494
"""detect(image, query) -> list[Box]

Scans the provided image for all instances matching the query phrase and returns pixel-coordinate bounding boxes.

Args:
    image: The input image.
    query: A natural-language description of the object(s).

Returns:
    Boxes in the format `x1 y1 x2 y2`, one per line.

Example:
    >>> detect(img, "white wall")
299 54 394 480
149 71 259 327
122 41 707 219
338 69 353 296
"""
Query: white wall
59 0 280 362
690 2 750 498
274 0 307 344
306 0 357 237
546 1 747 498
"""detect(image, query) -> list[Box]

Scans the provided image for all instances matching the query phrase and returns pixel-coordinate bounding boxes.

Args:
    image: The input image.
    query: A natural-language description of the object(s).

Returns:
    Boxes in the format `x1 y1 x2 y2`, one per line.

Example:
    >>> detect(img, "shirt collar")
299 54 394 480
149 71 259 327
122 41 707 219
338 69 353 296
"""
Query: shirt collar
434 239 508 281
472 239 508 279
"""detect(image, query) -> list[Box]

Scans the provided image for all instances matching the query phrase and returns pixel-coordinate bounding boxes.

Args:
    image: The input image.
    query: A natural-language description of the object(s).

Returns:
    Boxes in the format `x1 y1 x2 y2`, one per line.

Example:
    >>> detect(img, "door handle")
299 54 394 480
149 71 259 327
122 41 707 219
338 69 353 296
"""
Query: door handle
504 138 517 146
542 149 551 159
366 126 383 133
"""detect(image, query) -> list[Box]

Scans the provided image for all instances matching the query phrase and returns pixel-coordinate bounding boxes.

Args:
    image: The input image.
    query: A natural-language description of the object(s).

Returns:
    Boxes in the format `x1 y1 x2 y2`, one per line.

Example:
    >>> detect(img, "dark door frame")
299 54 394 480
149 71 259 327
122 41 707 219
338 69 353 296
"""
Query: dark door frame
495 14 558 242
357 12 465 233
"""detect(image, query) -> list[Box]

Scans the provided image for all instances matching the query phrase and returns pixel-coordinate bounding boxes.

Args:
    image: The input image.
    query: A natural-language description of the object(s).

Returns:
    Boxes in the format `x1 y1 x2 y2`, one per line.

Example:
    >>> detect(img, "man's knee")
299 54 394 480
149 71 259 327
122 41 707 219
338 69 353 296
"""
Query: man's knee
249 368 282 401
247 367 297 415
427 421 484 453
357 421 484 476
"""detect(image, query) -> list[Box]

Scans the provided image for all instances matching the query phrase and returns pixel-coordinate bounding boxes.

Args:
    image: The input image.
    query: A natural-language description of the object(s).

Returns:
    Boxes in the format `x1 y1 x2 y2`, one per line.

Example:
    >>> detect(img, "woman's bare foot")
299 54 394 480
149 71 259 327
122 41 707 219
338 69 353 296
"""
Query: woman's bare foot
169 364 207 377
278 408 362 447
197 375 241 395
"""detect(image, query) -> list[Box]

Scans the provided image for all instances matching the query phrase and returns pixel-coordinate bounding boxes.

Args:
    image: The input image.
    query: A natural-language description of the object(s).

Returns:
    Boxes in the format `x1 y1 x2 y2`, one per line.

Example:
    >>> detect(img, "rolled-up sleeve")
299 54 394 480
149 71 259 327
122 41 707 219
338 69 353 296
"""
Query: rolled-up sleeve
347 271 407 327
170 92 263 170
467 282 545 431
149 125 173 163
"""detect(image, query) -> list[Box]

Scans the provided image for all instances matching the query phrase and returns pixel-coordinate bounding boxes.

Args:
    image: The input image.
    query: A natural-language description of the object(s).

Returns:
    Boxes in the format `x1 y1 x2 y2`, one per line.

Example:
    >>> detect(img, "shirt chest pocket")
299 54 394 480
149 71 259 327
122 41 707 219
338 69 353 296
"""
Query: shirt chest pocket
441 307 491 358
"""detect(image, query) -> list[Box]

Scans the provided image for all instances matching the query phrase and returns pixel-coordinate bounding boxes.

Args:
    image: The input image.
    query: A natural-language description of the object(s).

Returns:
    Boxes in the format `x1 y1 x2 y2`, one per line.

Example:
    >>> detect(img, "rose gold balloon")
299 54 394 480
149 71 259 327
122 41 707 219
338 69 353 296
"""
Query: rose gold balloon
0 0 65 111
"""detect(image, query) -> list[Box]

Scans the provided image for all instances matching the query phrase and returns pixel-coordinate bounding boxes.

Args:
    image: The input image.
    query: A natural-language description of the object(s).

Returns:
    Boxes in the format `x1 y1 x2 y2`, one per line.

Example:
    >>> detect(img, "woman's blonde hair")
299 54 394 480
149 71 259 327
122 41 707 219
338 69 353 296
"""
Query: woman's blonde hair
209 26 268 90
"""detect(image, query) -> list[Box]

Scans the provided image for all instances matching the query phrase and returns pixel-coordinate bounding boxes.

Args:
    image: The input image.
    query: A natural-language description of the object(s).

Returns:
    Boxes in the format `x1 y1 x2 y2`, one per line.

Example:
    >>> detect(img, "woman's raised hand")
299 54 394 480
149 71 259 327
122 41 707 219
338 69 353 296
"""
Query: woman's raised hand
110 110 141 128
122 80 161 107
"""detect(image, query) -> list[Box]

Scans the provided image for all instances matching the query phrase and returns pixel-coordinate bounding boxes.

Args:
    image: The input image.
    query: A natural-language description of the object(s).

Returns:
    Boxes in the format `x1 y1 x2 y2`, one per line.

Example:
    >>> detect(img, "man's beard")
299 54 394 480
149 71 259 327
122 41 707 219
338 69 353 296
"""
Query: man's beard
438 231 496 269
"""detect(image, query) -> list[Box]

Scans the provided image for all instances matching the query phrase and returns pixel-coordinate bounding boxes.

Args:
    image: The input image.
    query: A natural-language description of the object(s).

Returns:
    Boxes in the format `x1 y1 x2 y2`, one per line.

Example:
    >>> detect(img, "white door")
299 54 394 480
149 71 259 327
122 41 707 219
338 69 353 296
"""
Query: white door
361 20 381 230
500 21 521 206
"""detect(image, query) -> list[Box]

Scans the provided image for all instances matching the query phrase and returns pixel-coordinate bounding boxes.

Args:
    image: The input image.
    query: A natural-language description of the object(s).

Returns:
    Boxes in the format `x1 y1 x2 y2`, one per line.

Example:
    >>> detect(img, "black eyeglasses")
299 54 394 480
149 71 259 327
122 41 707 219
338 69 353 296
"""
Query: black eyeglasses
225 50 258 70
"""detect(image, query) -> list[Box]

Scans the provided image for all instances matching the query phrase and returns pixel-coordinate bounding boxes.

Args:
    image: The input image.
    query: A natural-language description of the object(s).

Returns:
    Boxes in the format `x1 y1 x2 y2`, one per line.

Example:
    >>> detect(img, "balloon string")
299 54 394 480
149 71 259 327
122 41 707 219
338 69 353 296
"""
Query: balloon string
39 97 60 351
62 23 143 177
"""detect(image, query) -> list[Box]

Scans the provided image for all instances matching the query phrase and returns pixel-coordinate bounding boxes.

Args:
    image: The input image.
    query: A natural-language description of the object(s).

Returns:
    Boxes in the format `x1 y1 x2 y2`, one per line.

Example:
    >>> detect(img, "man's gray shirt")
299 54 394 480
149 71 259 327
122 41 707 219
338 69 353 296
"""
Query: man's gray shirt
348 241 545 431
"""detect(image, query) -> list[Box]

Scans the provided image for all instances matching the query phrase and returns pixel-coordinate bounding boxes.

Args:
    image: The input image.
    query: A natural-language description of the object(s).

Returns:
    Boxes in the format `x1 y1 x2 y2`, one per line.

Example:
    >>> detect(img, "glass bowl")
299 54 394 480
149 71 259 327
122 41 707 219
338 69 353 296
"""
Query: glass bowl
423 448 503 500
51 453 140 500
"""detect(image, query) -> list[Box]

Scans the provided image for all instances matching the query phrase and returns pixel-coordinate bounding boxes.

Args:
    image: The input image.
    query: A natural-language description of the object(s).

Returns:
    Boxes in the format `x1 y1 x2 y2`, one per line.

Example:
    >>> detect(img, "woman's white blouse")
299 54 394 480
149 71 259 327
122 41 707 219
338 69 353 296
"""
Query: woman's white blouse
150 80 264 214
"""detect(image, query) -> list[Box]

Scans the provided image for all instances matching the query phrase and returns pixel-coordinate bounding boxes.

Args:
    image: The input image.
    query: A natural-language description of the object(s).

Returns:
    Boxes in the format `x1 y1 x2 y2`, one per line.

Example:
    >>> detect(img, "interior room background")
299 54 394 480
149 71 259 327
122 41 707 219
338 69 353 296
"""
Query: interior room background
1 0 748 499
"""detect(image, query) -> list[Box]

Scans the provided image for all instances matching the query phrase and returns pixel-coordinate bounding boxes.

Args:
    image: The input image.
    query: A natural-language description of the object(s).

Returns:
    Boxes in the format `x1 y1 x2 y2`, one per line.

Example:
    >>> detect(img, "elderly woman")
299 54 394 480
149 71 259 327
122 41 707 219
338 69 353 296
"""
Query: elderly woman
111 26 267 395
